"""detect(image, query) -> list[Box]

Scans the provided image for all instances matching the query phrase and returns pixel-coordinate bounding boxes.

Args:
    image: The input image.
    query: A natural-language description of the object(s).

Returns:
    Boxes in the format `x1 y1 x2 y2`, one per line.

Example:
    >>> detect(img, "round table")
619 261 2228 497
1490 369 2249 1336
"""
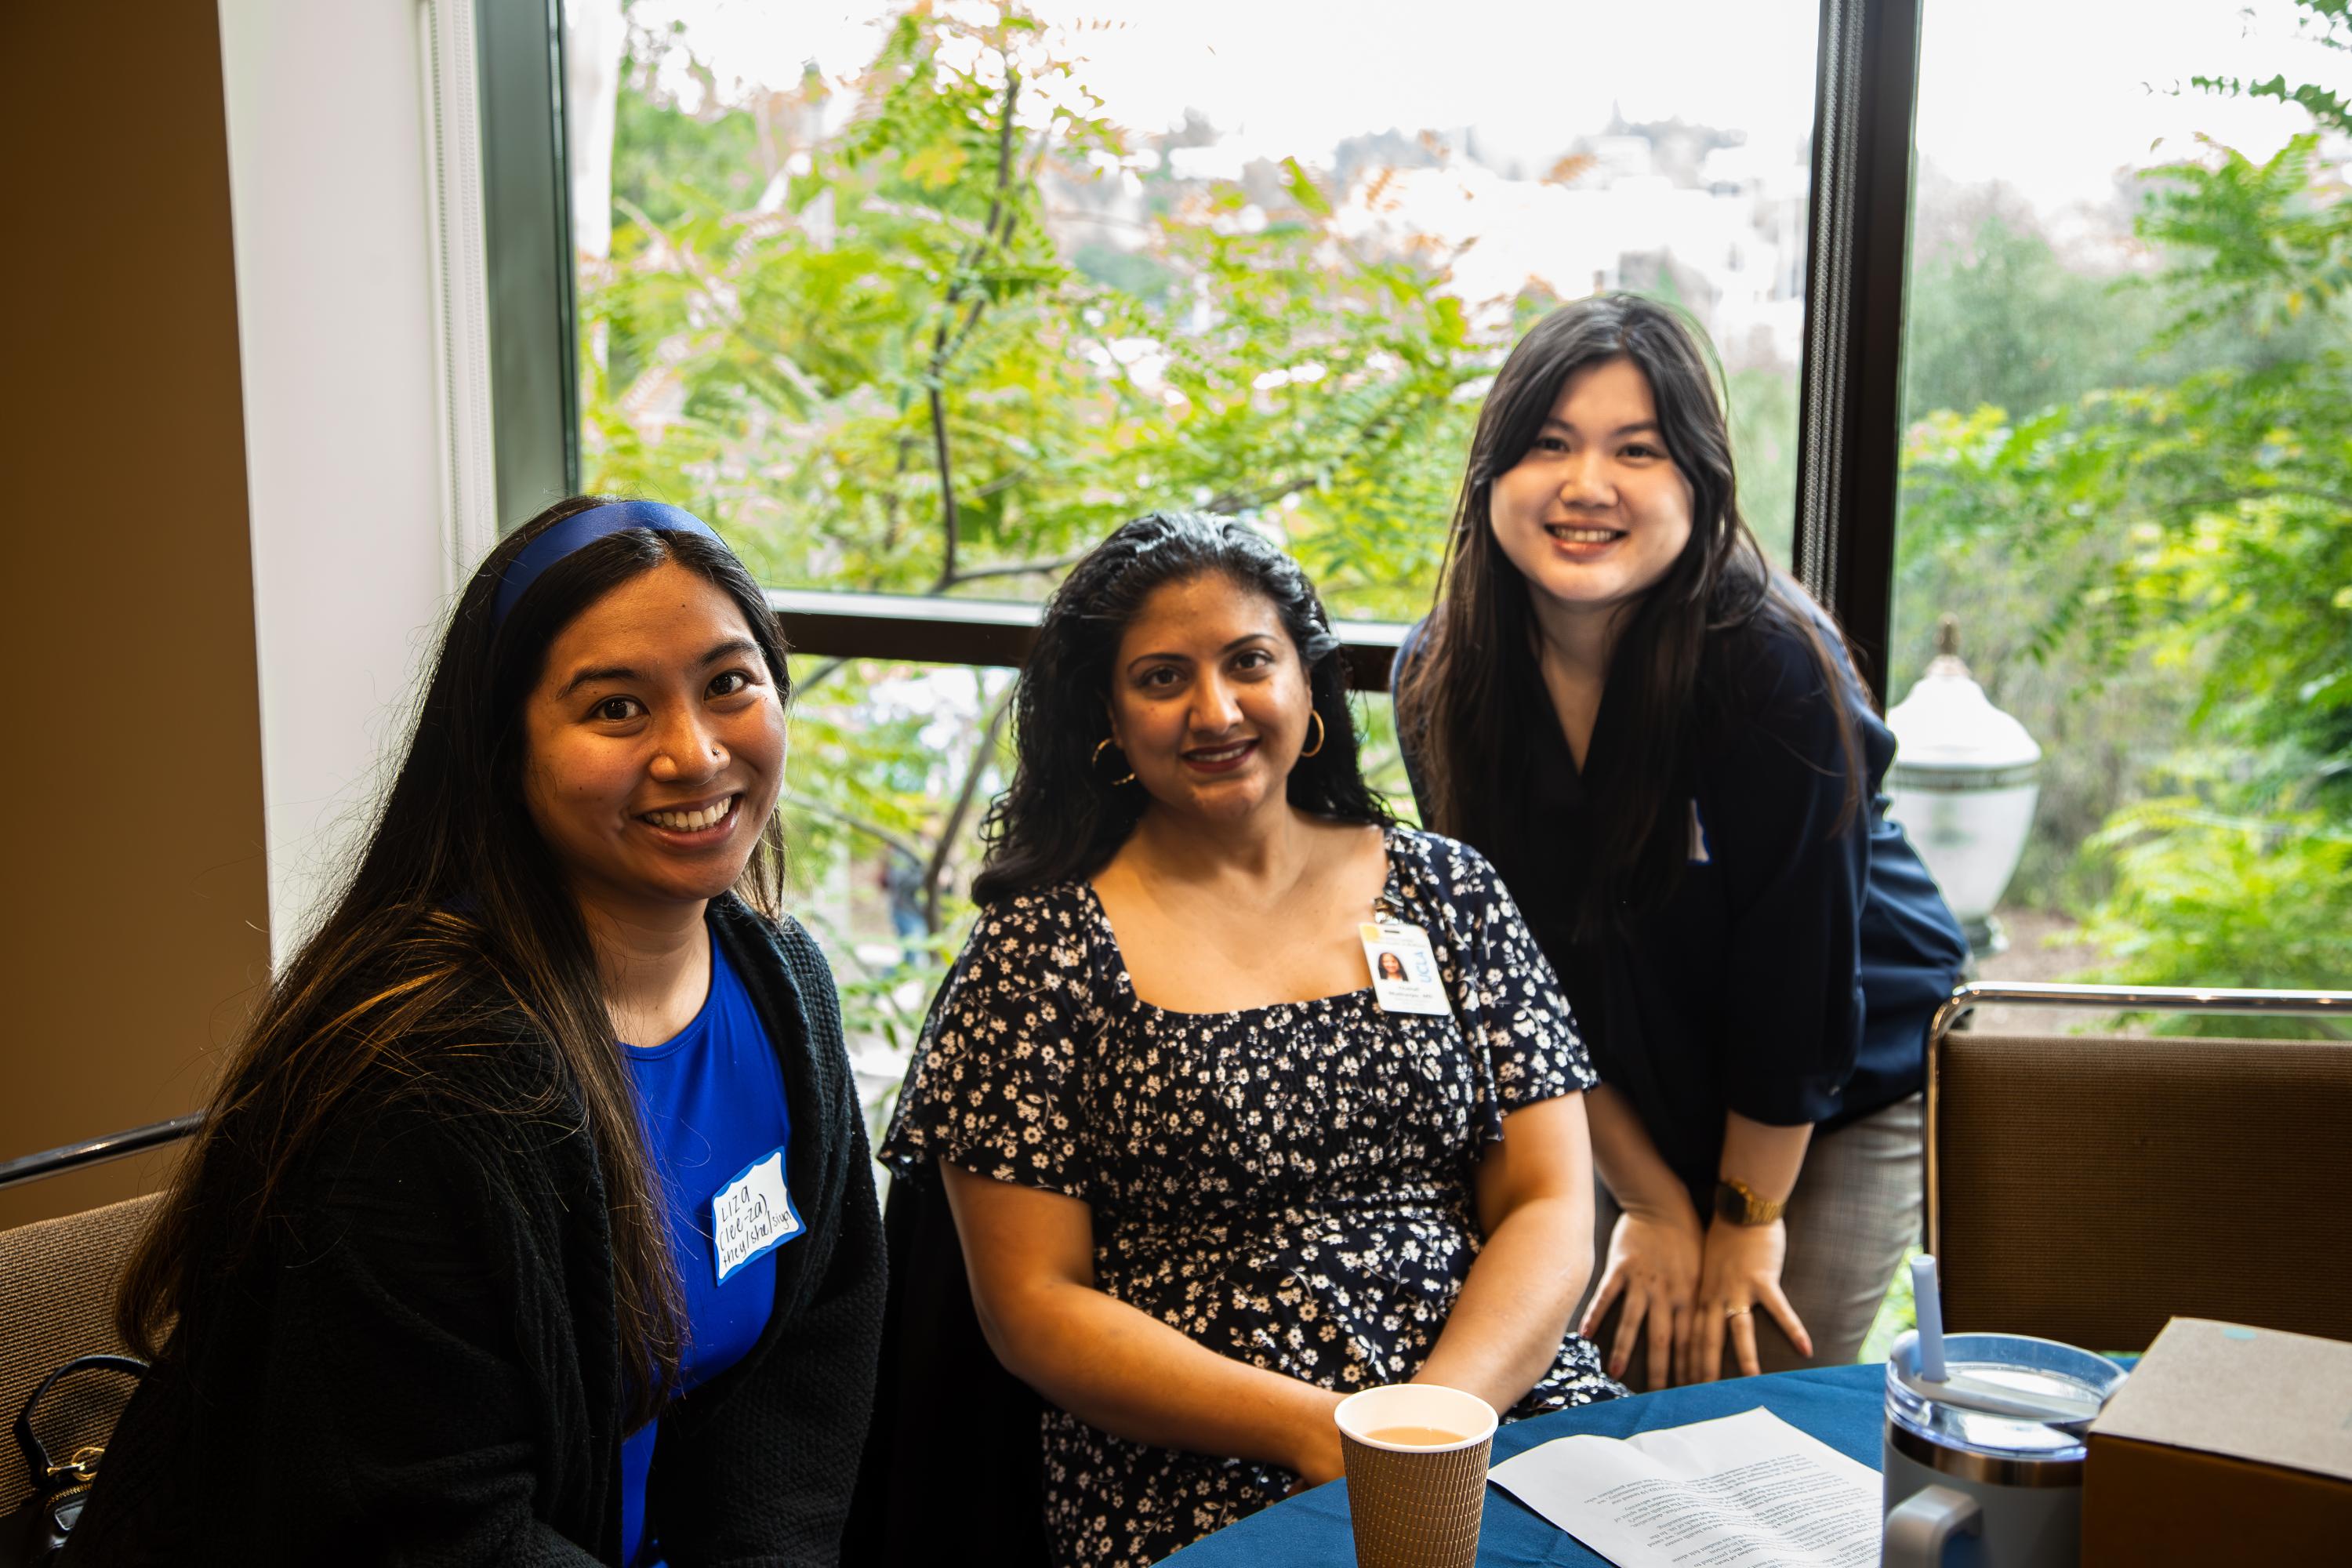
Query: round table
1160 1362 1889 1566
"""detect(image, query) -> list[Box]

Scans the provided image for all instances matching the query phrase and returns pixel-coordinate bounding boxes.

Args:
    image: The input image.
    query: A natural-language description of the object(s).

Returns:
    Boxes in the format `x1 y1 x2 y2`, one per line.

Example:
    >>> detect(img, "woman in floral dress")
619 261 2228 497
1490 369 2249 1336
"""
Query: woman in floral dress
883 513 1622 1567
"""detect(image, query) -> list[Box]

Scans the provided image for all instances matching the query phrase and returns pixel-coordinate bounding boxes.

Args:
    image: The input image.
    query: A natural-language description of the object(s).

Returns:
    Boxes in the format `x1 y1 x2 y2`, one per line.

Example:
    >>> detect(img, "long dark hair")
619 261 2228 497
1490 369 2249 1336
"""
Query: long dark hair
1395 294 1861 935
973 512 1391 905
118 496 792 1427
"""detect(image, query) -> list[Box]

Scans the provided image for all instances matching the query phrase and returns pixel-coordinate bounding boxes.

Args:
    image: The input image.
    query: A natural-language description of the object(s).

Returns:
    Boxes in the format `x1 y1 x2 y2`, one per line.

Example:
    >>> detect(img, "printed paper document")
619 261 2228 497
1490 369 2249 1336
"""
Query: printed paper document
1486 1406 1880 1567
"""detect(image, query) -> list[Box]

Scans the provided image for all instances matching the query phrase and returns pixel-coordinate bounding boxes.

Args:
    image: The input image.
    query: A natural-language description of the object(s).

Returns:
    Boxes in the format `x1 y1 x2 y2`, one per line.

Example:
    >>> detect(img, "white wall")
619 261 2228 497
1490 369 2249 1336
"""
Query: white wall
216 0 491 956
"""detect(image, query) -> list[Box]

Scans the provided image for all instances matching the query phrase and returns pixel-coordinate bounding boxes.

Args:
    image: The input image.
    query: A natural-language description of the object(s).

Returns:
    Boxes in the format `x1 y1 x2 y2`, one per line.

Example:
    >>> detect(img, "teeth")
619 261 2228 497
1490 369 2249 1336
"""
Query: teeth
1189 742 1252 762
645 798 733 831
1548 525 1621 543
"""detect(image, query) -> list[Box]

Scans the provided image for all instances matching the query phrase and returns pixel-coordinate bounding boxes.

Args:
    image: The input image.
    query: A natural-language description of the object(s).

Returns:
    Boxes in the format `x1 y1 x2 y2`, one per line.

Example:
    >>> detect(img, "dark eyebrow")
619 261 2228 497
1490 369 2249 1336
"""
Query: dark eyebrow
1540 416 1664 440
561 664 637 696
560 638 760 697
1124 631 1279 674
698 636 761 666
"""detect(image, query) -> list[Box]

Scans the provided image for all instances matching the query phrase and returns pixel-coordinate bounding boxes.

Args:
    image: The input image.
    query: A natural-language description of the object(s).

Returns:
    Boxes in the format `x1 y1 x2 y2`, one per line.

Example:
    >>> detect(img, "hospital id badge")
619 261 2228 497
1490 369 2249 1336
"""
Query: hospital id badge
711 1147 804 1286
1358 921 1450 1016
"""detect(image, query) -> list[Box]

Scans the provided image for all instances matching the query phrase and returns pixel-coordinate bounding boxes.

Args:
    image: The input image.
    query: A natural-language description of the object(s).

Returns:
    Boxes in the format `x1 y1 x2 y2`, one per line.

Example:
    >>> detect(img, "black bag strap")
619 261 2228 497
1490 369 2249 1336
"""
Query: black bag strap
13 1355 144 1495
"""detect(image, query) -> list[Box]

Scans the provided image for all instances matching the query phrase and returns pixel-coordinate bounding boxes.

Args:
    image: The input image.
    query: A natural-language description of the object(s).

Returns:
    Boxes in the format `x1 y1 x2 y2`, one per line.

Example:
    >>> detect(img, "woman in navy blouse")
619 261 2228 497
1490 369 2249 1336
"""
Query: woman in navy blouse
1393 296 1966 1389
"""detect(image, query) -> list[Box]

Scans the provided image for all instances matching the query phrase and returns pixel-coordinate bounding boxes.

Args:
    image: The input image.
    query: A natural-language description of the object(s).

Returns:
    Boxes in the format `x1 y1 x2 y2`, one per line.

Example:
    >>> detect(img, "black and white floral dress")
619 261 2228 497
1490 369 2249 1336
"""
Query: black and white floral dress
881 826 1621 1567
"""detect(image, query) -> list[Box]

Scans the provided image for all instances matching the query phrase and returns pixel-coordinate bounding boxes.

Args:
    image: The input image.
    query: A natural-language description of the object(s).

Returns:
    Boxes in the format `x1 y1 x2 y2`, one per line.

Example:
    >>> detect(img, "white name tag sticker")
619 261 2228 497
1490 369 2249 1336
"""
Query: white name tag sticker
710 1147 803 1286
1359 921 1451 1016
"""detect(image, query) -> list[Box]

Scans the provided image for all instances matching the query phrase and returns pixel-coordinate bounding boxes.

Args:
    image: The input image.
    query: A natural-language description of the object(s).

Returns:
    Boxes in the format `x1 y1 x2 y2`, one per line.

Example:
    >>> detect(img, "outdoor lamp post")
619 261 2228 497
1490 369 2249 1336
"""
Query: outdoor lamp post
1885 616 2042 958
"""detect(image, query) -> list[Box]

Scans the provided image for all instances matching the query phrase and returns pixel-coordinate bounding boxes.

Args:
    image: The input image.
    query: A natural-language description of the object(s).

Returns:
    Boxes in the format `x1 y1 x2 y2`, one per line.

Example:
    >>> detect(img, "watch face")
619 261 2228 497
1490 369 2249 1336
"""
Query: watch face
1715 1181 1769 1225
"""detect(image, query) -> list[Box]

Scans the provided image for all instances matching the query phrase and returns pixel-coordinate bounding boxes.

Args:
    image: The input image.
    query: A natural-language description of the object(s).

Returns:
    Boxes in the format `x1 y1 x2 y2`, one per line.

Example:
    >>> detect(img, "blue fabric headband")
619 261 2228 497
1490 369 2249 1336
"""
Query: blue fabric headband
492 501 725 628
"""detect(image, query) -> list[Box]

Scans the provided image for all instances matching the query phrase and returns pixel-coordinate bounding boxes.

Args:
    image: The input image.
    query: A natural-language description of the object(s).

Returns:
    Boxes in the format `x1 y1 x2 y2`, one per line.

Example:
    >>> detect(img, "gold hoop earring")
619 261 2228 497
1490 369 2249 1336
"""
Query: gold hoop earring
1092 736 1136 785
1299 711 1327 759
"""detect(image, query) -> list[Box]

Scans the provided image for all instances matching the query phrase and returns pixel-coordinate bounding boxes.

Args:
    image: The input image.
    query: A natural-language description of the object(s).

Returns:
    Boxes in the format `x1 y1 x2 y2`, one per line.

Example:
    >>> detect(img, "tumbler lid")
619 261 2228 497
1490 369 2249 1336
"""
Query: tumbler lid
1885 1331 2129 1468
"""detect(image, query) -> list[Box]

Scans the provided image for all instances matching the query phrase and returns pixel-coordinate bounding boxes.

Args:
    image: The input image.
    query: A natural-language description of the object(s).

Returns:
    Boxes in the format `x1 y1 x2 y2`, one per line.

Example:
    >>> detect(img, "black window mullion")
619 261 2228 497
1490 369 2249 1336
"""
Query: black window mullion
1793 0 1926 705
764 590 1406 694
479 0 582 530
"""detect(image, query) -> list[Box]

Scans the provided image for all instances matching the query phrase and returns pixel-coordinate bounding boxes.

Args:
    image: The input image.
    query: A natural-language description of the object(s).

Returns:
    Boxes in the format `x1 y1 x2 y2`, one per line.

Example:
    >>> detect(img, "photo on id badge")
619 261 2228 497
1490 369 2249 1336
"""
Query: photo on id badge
1359 922 1450 1016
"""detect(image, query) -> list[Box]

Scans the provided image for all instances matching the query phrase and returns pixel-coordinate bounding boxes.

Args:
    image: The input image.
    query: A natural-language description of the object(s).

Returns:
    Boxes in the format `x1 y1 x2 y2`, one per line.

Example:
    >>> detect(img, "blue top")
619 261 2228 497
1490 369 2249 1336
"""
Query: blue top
1396 610 1967 1213
618 929 798 1567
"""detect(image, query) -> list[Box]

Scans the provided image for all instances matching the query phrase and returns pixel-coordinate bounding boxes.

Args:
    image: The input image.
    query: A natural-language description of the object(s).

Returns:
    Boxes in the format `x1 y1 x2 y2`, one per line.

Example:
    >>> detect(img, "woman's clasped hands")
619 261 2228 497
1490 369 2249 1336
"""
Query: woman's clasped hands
1577 1199 1813 1388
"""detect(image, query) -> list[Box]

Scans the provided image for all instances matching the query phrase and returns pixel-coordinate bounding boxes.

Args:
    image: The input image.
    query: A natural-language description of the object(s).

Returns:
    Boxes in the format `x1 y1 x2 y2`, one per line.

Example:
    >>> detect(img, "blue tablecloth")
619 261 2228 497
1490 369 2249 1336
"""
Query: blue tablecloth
1160 1362 1888 1566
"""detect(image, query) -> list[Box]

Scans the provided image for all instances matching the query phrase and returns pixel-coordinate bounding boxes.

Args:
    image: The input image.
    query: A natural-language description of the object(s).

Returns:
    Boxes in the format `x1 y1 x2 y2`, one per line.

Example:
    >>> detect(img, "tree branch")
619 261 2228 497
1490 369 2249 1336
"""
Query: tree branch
922 686 1014 931
2172 483 2352 514
882 429 914 554
926 67 1025 593
927 383 961 590
970 463 1036 501
943 549 1088 586
791 655 850 697
779 790 927 867
1201 477 1305 516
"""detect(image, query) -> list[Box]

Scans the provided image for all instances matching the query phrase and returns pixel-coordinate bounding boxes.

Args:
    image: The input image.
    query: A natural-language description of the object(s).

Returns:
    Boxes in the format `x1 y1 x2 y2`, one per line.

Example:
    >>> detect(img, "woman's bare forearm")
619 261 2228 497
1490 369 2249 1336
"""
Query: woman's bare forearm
1413 1193 1591 1413
985 1276 1342 1472
1718 1110 1812 1203
1585 1083 1694 1216
940 1163 1341 1477
1415 1094 1599 1412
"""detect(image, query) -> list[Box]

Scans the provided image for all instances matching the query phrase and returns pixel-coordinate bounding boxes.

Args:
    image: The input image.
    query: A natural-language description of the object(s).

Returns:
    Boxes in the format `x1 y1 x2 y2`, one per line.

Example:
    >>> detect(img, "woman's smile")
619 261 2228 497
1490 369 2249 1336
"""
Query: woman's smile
1181 736 1259 773
1543 521 1630 555
636 789 743 840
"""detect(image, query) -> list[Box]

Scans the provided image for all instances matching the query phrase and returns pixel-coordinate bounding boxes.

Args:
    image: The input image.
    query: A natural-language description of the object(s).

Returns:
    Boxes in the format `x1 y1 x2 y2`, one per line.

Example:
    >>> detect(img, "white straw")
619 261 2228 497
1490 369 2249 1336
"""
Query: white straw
1911 1254 1948 1381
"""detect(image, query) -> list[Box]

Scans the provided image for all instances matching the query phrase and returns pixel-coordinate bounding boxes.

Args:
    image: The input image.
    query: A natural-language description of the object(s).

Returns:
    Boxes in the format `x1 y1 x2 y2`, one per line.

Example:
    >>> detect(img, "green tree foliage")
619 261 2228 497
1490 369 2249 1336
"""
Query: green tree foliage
585 8 1501 612
1896 0 2350 1022
1904 216 2156 423
579 4 1526 1051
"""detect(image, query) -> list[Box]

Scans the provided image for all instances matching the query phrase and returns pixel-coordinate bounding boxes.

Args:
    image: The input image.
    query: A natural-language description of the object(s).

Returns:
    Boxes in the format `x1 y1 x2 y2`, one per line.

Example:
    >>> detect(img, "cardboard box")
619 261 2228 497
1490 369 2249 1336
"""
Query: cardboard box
2082 1317 2352 1565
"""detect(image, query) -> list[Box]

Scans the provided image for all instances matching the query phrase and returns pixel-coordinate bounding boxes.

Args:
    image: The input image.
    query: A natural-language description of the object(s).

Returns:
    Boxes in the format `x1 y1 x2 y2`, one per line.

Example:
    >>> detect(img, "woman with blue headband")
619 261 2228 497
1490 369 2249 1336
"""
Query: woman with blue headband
70 498 884 1566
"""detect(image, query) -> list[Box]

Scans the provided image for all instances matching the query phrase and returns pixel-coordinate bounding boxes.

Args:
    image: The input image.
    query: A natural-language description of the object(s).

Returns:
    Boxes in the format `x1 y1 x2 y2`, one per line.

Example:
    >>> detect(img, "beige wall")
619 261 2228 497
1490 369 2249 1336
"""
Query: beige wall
0 2 271 1226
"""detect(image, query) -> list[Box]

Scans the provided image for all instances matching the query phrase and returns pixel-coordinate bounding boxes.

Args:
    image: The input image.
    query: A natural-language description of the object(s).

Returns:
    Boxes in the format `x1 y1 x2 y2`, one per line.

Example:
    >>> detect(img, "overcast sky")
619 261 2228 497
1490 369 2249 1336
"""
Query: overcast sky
630 0 2343 212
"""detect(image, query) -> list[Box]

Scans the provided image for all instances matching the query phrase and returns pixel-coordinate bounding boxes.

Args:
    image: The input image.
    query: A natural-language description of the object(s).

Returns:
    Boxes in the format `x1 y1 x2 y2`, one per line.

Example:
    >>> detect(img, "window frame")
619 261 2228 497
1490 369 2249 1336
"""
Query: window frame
522 0 1924 701
766 588 1410 693
1792 0 1923 705
480 0 583 526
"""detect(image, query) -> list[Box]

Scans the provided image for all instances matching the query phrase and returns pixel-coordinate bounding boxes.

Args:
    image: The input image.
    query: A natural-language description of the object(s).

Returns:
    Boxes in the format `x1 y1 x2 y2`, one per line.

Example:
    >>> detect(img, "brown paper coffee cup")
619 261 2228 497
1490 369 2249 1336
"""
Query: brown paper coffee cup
1334 1383 1498 1568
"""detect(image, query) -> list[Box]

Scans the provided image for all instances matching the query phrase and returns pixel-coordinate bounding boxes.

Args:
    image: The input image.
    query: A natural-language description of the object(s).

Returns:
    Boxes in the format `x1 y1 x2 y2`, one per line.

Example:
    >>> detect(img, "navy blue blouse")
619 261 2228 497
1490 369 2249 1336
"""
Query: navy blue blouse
1396 612 1967 1212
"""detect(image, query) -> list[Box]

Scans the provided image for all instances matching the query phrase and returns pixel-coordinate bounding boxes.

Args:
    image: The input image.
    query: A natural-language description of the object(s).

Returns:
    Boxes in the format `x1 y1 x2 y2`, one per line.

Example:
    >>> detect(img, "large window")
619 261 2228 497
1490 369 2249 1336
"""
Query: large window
1893 0 2349 1018
557 0 2347 1063
568 0 1833 1081
573 0 1827 611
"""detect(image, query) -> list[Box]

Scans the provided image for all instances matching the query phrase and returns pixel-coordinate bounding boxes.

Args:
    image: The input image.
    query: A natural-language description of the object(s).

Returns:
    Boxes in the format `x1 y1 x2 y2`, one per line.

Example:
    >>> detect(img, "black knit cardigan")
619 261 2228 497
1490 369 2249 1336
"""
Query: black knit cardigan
65 898 885 1566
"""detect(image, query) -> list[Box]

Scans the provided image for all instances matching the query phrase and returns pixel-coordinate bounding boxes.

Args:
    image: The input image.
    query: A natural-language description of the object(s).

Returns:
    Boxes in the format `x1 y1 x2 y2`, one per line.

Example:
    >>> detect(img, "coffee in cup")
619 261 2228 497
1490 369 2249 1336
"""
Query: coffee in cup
1365 1426 1469 1447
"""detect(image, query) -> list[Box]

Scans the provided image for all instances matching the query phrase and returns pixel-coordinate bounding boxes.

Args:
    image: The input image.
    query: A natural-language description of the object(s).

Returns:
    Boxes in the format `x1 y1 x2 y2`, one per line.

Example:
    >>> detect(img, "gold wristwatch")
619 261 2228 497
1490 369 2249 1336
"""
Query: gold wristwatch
1713 1177 1785 1227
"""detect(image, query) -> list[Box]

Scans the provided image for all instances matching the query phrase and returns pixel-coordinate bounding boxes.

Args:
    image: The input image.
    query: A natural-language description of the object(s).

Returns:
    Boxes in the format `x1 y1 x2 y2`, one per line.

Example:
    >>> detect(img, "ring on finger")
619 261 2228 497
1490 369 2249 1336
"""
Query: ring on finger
1725 1305 1751 1318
